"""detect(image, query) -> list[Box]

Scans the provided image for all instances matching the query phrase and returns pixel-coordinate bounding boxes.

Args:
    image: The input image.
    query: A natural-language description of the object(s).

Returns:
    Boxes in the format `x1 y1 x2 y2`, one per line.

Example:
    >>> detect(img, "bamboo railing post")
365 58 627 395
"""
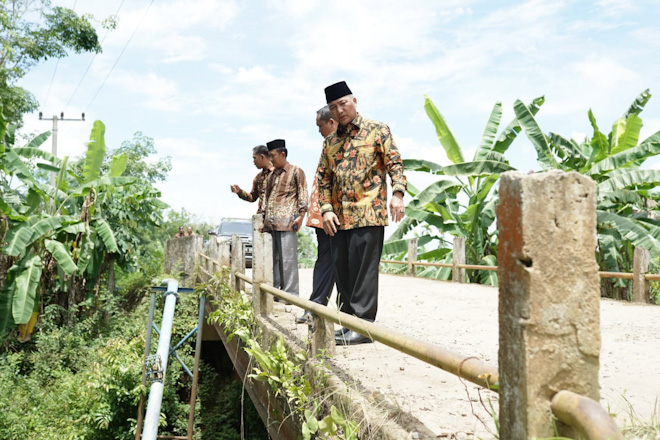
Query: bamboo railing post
231 234 245 292
632 247 651 303
252 215 273 316
407 237 418 277
497 171 601 439
452 237 466 283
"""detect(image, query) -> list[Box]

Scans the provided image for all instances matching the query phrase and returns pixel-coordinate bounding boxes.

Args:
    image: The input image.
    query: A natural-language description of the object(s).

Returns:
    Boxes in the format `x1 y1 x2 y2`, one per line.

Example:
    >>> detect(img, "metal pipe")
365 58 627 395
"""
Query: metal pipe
256 281 499 390
551 390 623 440
187 295 205 439
142 279 179 440
135 292 157 440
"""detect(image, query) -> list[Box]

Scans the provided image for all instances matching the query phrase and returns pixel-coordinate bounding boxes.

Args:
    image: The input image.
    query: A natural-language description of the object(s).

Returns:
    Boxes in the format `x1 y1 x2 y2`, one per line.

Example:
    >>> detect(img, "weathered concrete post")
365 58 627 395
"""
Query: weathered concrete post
252 215 273 316
231 234 245 292
632 247 651 303
309 314 335 357
208 238 230 270
407 237 418 277
452 236 466 283
164 235 204 287
497 170 601 439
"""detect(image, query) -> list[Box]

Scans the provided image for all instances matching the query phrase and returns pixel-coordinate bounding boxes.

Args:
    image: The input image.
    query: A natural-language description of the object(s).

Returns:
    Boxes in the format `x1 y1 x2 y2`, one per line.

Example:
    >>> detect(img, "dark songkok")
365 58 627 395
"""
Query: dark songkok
266 139 286 151
325 81 352 104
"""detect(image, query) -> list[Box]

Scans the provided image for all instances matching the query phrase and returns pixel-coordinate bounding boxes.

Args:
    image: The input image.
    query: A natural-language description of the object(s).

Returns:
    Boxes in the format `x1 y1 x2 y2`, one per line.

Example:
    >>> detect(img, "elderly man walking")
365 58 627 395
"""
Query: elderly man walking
263 139 308 297
317 81 407 345
296 105 339 324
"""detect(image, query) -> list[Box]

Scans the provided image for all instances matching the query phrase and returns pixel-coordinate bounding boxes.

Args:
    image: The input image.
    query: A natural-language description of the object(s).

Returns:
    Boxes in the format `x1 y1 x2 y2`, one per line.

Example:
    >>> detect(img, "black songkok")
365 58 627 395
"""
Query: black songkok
266 139 285 151
325 81 352 104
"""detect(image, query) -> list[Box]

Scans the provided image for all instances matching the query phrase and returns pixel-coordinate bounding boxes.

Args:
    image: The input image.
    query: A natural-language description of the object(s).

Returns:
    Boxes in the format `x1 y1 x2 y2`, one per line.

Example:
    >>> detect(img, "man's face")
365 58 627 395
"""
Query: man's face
328 95 357 126
253 152 269 169
178 226 184 234
269 149 286 169
316 114 336 138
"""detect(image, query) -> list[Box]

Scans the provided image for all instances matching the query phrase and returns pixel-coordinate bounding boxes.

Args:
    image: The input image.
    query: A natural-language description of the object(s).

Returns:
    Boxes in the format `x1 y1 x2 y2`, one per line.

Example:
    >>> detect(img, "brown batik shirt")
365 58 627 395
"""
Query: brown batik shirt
263 162 308 232
237 167 273 215
316 113 406 230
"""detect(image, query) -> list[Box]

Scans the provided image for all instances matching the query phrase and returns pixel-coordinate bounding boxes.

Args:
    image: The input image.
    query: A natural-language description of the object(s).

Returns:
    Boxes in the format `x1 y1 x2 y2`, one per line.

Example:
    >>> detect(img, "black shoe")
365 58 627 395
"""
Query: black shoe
296 310 312 324
334 327 350 337
335 330 373 345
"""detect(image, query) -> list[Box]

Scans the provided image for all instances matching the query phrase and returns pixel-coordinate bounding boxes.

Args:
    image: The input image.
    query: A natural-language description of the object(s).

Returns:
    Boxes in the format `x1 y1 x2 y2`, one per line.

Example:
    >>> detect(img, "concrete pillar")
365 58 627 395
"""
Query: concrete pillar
164 235 203 287
452 236 466 283
231 234 245 292
407 238 418 276
632 247 651 303
497 170 601 439
208 239 230 271
309 314 335 357
252 215 273 316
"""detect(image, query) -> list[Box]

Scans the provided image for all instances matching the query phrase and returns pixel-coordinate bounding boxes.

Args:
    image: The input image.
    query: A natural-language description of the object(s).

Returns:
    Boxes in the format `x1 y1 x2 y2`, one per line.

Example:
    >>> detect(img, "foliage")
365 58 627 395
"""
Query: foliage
0 0 105 124
298 226 318 268
516 89 660 298
385 95 544 285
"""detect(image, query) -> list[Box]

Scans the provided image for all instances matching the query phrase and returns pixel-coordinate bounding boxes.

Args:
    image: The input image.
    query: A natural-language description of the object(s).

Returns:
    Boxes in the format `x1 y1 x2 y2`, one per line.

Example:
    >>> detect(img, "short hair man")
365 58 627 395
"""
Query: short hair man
317 81 407 345
263 139 308 297
230 145 273 216
174 225 185 238
296 106 339 324
186 226 194 236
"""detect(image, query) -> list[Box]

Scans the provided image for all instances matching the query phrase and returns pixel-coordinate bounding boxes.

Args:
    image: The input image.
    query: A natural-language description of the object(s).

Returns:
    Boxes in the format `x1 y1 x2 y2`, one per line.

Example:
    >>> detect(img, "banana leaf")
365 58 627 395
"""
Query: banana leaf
382 235 434 255
442 160 514 177
597 210 660 257
623 89 651 118
83 120 106 183
586 134 660 176
412 179 462 206
597 169 660 193
11 255 42 324
514 99 558 170
93 219 119 253
473 102 502 161
424 95 464 164
403 159 444 175
109 153 127 177
610 114 642 156
45 239 77 275
3 225 35 257
492 96 544 154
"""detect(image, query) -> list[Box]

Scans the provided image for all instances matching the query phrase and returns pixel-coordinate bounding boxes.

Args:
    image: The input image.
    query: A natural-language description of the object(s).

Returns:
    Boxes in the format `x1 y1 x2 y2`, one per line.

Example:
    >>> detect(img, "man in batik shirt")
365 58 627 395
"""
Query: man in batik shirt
263 139 308 297
230 144 273 217
317 81 407 345
296 105 338 324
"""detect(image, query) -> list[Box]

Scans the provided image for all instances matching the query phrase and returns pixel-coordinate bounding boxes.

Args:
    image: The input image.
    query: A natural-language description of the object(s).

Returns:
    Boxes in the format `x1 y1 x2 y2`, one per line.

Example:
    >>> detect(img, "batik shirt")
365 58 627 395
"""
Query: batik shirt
237 167 273 215
263 162 308 232
316 113 406 230
306 153 324 229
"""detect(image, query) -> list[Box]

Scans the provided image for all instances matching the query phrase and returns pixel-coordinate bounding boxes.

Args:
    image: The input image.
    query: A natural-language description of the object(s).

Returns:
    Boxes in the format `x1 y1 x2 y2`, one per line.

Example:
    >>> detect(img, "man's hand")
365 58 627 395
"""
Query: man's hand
292 215 304 232
322 211 340 236
230 184 241 194
390 191 405 222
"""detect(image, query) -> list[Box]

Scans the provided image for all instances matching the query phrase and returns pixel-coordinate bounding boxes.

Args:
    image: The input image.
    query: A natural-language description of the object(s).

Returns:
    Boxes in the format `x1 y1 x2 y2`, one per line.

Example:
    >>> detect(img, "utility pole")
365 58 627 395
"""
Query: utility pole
39 111 85 187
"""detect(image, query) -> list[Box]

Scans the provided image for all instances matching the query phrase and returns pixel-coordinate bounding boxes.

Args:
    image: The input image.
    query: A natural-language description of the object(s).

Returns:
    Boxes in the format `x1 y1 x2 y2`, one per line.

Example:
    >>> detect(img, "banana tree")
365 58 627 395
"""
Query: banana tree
516 89 660 298
384 95 545 284
0 115 134 335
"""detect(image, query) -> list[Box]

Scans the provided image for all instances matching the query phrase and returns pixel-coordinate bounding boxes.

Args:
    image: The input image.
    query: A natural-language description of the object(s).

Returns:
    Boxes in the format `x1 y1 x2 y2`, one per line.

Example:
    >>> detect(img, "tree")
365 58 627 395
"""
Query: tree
516 89 660 298
0 0 105 124
384 95 544 284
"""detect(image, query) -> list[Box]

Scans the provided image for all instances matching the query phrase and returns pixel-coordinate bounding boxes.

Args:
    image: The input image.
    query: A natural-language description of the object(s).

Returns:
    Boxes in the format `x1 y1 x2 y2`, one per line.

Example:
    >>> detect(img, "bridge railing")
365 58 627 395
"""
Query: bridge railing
382 236 656 304
202 170 624 440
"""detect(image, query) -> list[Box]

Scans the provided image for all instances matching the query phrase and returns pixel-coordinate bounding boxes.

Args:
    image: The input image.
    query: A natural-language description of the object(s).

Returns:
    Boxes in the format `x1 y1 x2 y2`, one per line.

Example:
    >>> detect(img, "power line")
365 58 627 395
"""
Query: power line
64 0 127 108
85 0 157 113
42 0 75 110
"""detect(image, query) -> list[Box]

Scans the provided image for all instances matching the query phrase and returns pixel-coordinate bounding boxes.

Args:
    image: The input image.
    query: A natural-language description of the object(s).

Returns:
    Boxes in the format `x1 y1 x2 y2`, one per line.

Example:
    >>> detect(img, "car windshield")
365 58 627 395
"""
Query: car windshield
219 221 252 236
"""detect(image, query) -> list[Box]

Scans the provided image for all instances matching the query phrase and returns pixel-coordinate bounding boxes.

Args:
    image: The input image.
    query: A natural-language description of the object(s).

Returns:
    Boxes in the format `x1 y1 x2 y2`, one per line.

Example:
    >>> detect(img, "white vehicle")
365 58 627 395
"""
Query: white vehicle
212 218 253 267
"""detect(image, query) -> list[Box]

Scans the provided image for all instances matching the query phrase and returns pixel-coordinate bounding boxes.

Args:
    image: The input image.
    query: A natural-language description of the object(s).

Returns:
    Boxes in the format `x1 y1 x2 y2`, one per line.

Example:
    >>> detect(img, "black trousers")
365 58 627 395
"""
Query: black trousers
309 228 336 305
331 226 384 322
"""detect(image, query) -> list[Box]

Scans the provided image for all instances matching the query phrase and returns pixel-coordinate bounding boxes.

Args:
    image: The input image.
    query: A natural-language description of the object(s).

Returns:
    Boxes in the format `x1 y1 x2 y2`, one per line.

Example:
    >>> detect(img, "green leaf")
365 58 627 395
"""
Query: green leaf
597 169 660 193
597 210 660 257
588 109 609 163
382 236 434 255
424 95 464 164
13 147 58 163
610 114 642 155
0 273 16 334
514 99 558 170
492 96 544 154
36 162 60 172
83 120 106 183
22 130 51 149
45 239 78 275
417 247 451 260
587 135 660 176
403 158 444 174
414 179 462 205
442 160 514 177
109 153 127 177
93 219 118 252
12 255 42 324
473 102 502 161
3 225 35 257
3 149 35 180
623 89 651 118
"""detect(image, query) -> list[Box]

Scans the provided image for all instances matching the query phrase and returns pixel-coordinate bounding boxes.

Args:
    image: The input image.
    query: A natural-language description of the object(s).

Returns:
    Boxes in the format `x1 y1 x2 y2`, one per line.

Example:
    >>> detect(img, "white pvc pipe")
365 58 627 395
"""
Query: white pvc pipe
141 279 179 440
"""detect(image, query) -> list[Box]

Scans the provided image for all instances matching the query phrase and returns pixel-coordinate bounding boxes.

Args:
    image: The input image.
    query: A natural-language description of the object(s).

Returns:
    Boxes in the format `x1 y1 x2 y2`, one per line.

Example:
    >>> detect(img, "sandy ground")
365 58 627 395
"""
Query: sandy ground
266 269 660 438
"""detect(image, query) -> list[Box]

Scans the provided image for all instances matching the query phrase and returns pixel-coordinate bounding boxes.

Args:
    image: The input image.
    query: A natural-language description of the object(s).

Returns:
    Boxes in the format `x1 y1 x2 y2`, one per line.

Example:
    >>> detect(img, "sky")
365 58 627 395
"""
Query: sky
17 0 660 237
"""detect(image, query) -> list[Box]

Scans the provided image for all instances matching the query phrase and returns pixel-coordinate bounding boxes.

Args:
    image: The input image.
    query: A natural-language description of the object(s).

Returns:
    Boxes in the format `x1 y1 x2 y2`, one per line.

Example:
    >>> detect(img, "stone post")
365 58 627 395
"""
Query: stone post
497 170 601 439
407 237 418 277
208 238 231 270
252 215 273 316
309 314 335 357
231 234 245 293
164 235 204 287
452 236 466 283
632 247 651 303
